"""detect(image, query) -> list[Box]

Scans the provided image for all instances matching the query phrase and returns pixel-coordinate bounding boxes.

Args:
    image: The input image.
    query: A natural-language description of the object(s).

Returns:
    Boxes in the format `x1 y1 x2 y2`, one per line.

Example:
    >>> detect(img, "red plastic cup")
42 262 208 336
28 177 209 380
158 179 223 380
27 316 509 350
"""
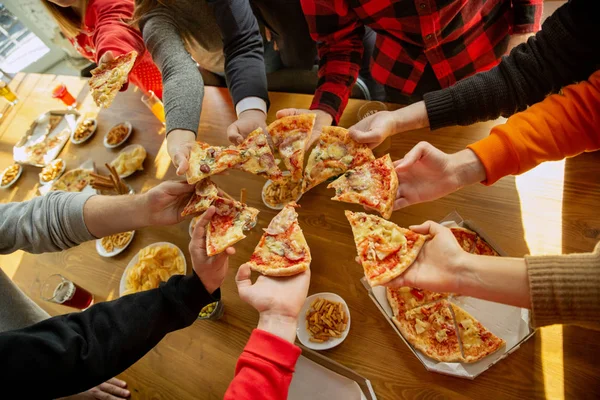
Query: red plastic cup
52 84 76 107
41 274 94 310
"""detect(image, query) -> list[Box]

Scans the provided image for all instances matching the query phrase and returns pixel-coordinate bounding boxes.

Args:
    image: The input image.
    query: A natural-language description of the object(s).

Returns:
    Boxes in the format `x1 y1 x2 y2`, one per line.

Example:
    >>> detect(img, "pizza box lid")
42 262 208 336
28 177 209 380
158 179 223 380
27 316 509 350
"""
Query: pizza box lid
289 345 377 400
360 210 536 379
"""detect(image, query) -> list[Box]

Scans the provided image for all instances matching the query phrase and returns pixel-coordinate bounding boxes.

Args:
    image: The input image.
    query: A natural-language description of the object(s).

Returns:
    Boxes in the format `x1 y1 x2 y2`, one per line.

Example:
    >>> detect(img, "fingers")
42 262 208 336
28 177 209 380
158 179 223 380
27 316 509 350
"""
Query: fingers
384 275 407 289
408 220 446 236
348 128 382 146
235 263 253 289
227 122 244 145
174 148 191 175
276 108 301 118
166 180 195 195
394 141 432 170
97 381 131 399
225 246 236 255
105 378 128 388
265 27 272 42
393 197 411 210
190 206 215 246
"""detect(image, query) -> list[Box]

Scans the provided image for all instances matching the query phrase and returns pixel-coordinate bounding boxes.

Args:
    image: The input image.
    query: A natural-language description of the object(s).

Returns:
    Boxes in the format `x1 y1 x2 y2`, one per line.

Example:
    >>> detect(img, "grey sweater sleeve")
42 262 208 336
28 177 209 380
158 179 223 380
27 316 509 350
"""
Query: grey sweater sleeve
0 192 95 255
209 0 269 109
141 9 204 136
423 0 600 130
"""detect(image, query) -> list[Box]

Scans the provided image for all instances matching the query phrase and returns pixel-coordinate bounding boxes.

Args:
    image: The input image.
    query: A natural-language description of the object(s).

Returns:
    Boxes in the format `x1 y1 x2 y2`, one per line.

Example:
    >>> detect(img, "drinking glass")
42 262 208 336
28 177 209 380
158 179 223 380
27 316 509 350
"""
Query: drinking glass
141 91 165 124
52 84 77 108
41 274 94 310
0 81 18 105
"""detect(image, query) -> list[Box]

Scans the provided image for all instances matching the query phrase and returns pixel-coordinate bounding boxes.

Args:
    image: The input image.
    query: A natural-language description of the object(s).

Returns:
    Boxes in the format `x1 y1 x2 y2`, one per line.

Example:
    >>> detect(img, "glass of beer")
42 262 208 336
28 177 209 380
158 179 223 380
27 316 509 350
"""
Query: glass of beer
357 101 391 156
0 81 18 105
52 84 77 108
41 274 94 310
141 91 165 124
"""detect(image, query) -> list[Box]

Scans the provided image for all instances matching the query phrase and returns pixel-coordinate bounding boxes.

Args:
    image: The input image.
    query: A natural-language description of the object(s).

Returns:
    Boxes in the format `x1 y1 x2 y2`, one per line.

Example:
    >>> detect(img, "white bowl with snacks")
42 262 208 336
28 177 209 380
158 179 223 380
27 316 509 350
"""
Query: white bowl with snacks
261 171 303 210
119 242 187 297
0 164 23 189
70 118 97 144
104 121 132 148
96 231 136 258
297 292 351 351
110 144 147 178
39 158 66 185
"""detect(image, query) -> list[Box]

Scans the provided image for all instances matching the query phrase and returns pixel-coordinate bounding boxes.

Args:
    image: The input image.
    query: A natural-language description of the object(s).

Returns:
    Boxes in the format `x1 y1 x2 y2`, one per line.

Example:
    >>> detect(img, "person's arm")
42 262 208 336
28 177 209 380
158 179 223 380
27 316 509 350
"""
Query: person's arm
422 0 600 129
511 0 543 34
224 265 310 400
467 69 600 185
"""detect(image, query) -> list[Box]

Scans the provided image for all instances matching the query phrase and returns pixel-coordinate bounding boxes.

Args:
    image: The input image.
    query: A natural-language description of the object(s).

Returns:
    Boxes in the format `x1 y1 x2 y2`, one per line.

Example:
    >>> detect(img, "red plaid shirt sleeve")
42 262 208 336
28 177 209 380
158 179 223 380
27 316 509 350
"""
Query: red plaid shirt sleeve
301 0 364 124
511 0 544 33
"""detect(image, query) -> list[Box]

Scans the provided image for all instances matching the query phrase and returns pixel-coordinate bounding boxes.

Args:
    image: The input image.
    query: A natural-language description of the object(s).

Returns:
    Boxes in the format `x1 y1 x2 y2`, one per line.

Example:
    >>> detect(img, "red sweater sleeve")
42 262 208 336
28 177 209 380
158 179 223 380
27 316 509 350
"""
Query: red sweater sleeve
224 329 302 400
86 0 146 63
468 70 600 185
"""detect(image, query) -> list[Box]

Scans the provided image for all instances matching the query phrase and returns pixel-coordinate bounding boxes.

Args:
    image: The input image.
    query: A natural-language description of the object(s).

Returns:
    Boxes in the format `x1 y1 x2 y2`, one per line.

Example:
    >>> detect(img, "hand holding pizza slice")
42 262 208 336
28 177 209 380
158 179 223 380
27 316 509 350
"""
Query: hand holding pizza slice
186 142 242 184
234 127 283 182
181 178 220 217
89 51 138 108
267 114 315 182
302 126 374 193
206 197 259 256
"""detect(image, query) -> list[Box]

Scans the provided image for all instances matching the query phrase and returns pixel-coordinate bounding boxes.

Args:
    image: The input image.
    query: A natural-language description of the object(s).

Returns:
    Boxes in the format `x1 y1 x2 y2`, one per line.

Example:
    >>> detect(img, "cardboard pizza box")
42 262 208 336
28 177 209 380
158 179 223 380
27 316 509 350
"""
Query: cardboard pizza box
288 345 377 400
361 211 536 379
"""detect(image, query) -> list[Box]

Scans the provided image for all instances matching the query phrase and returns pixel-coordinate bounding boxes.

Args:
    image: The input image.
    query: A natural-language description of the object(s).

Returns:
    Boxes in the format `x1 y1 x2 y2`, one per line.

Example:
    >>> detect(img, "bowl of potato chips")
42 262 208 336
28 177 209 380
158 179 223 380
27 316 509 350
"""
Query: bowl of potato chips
120 242 186 296
96 231 135 257
110 144 147 178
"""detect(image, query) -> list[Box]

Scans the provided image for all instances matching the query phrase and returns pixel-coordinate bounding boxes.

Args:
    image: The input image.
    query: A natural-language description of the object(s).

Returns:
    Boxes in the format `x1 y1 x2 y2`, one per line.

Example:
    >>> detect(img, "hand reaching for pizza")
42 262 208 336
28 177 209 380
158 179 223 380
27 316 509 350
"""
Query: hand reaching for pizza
392 142 486 210
386 221 466 294
276 108 333 150
167 129 197 175
99 50 115 65
227 109 268 145
143 180 195 226
236 263 311 343
190 206 235 294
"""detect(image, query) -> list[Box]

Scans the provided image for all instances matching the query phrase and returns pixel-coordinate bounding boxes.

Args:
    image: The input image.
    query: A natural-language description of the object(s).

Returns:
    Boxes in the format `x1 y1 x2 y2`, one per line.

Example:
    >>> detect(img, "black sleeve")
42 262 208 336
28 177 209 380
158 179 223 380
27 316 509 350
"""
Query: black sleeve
0 273 218 398
208 0 269 109
423 0 600 130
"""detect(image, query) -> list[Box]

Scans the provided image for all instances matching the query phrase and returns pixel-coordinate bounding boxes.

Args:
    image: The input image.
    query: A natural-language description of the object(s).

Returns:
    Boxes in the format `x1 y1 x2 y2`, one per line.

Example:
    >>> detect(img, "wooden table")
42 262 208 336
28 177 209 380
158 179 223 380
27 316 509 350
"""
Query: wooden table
1 73 599 400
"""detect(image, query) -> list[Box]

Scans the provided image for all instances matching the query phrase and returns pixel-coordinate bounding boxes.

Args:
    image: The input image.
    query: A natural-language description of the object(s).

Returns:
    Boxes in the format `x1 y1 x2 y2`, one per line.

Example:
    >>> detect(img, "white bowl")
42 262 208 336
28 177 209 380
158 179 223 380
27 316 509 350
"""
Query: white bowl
119 242 186 297
96 230 136 258
110 144 146 178
39 158 66 186
0 164 23 189
103 121 132 149
70 118 97 144
261 171 303 210
297 292 351 351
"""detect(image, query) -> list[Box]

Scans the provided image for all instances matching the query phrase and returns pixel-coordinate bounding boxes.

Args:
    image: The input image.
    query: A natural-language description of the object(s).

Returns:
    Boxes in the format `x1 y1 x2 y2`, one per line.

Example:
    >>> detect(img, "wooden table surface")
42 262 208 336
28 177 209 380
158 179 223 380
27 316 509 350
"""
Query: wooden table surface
1 73 599 400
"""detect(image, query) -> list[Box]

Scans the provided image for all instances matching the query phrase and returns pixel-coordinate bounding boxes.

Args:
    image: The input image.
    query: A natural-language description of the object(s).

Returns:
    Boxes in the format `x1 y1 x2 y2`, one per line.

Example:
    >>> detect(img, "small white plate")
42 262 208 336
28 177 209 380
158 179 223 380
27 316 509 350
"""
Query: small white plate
96 231 136 258
70 118 97 145
110 144 146 178
0 164 23 189
261 171 302 210
103 121 132 149
297 292 351 351
119 242 186 297
39 158 66 186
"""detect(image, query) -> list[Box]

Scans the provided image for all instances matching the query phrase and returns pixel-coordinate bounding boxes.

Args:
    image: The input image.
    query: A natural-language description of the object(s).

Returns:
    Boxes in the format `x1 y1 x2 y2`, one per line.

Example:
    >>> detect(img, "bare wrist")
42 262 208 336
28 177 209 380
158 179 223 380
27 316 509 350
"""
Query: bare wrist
391 101 429 134
450 149 487 187
257 313 298 343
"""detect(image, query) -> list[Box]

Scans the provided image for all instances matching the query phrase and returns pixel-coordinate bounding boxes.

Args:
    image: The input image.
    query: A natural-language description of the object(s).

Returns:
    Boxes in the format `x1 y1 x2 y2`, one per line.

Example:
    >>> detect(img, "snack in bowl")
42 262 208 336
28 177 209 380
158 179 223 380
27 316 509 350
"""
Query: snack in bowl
50 168 91 192
73 119 96 141
25 129 69 165
39 159 65 184
111 145 146 177
199 302 217 318
1 164 21 187
262 176 302 209
106 123 130 146
305 297 349 343
122 244 185 295
101 231 133 252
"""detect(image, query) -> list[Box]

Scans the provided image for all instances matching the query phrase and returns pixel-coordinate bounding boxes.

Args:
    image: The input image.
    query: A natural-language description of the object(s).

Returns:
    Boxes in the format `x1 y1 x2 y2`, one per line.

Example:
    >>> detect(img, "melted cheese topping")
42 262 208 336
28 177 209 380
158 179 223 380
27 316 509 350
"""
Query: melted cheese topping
265 205 298 235
359 223 407 261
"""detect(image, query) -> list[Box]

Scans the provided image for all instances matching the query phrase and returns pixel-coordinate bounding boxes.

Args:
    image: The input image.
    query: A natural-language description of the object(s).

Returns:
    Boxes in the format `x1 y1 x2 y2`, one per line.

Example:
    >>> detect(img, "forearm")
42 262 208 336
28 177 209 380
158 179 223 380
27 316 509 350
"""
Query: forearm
457 253 531 309
83 194 152 238
390 101 430 133
448 149 487 188
0 273 217 397
257 314 298 343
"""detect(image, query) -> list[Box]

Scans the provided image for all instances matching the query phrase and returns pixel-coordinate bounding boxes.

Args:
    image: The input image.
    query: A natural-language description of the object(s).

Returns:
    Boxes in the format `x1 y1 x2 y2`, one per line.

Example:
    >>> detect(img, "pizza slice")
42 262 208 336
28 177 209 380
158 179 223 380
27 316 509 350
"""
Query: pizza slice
386 287 448 317
247 202 311 276
450 304 505 363
206 197 259 256
89 51 138 108
450 227 478 253
181 178 219 217
186 142 242 184
393 300 463 362
235 127 283 182
328 154 398 219
302 126 374 193
473 236 500 256
267 114 315 182
345 211 430 287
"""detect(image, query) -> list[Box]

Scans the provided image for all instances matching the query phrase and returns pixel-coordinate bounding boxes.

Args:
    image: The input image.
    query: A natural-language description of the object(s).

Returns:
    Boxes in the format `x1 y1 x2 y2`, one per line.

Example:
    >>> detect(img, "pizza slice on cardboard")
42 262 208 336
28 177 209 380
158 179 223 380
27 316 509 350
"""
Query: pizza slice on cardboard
450 303 505 363
235 127 283 182
89 51 138 108
386 287 449 317
302 126 374 193
267 114 315 182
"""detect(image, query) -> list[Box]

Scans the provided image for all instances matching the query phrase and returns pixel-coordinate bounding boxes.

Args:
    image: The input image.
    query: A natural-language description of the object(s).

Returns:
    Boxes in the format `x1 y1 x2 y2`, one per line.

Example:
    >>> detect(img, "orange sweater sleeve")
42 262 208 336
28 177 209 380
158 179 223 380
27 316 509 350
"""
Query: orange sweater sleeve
468 70 600 185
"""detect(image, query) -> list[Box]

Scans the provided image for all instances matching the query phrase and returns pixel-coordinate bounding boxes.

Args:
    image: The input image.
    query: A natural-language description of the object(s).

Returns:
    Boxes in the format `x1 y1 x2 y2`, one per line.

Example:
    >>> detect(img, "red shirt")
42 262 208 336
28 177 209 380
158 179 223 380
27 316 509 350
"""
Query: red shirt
224 329 301 400
300 0 543 123
70 0 163 98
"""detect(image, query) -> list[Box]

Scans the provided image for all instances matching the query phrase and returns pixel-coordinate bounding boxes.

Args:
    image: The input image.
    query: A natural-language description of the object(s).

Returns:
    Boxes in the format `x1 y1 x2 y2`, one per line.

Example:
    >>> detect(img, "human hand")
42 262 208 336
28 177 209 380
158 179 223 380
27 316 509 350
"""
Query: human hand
386 221 466 294
276 108 333 150
167 129 196 175
236 263 311 342
189 206 235 294
142 180 195 226
98 50 115 66
61 377 130 400
227 109 267 145
392 142 486 210
505 33 534 55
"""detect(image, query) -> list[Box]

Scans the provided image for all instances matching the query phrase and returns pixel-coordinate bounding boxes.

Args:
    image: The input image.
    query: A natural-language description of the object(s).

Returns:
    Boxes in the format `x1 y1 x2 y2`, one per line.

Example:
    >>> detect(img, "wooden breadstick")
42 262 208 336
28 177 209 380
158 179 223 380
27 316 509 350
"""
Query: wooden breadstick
240 188 247 204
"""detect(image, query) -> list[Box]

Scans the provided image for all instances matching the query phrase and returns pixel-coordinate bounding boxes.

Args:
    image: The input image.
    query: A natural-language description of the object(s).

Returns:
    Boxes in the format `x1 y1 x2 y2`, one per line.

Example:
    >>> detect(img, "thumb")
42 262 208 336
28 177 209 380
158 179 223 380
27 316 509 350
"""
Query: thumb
276 108 299 119
409 220 445 236
235 263 253 290
348 128 383 145
227 123 243 145
173 152 189 175
394 141 431 170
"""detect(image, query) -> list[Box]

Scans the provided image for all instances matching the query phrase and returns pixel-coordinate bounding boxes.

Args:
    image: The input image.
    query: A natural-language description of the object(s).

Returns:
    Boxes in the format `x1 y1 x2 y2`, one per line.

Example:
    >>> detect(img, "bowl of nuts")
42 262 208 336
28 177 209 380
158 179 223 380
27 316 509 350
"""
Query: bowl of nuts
39 158 66 185
104 122 132 149
0 164 23 189
71 118 97 144
197 301 224 321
